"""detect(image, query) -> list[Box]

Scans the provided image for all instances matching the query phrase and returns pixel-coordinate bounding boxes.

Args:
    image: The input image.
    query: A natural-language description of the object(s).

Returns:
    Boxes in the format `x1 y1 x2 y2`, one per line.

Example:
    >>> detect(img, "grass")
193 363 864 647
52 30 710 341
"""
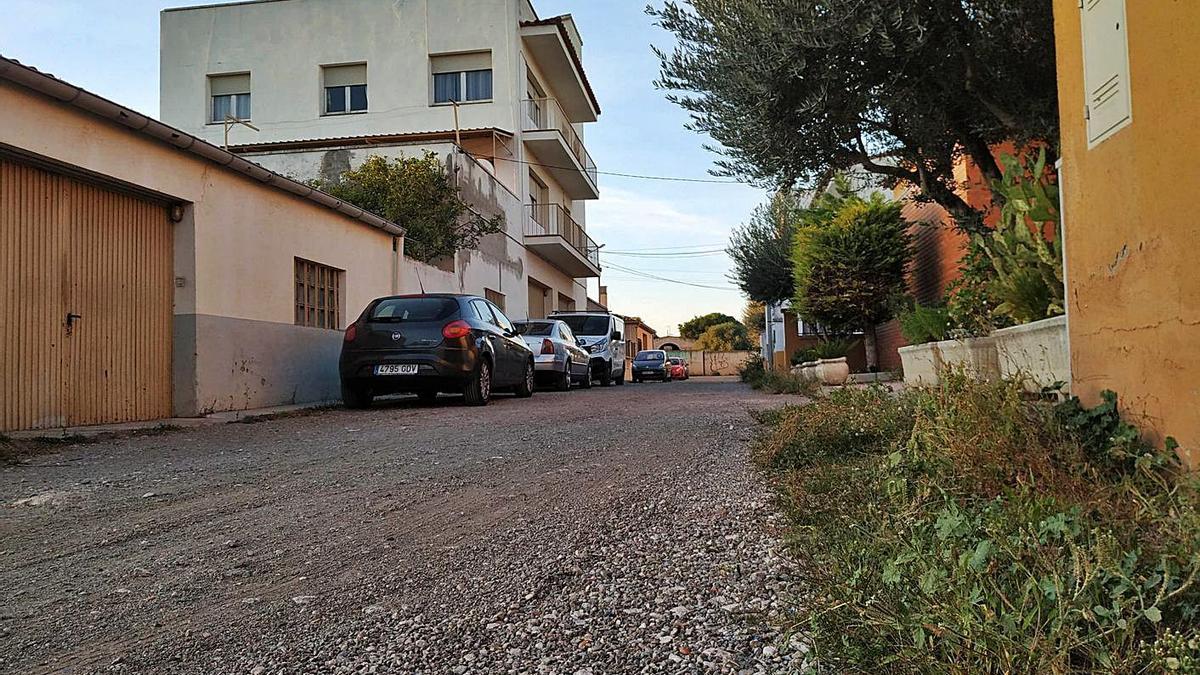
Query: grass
753 372 1200 673
738 357 822 397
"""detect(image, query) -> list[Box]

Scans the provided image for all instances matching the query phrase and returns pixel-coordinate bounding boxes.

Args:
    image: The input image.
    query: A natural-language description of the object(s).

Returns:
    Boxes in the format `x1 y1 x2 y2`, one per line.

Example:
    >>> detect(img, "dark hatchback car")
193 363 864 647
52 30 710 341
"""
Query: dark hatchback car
339 294 535 407
631 349 672 383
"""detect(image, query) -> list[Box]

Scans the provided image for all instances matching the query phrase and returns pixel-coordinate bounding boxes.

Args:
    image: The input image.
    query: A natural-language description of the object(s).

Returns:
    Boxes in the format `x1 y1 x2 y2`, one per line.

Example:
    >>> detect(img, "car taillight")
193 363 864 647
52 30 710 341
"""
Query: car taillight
344 322 358 343
541 339 555 355
442 320 471 340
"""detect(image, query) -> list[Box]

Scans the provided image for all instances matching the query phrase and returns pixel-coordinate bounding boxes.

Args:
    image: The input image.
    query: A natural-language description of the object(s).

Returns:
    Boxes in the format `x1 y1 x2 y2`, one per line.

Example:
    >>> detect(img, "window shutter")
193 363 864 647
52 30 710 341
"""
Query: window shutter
430 51 491 74
209 73 251 96
323 63 367 87
1081 0 1132 147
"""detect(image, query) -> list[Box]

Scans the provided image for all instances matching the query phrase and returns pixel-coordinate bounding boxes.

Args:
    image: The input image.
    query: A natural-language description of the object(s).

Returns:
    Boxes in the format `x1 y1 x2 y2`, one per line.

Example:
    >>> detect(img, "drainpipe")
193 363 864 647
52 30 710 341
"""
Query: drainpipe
1057 158 1071 392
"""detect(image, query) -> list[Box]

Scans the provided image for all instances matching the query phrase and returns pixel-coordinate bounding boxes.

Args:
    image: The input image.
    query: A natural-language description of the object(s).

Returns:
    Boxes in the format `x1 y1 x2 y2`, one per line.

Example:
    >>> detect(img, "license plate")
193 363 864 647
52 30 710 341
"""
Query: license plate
375 364 418 376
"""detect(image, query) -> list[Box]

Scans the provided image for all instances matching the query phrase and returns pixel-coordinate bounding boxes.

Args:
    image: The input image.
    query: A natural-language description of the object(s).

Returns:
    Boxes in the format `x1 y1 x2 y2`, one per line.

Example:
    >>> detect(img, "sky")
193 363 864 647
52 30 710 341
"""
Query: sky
0 0 766 336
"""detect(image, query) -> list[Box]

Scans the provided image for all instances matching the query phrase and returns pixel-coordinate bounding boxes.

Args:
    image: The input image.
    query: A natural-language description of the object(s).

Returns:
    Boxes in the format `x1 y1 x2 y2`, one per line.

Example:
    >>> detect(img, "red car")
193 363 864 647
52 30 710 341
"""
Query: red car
668 357 689 380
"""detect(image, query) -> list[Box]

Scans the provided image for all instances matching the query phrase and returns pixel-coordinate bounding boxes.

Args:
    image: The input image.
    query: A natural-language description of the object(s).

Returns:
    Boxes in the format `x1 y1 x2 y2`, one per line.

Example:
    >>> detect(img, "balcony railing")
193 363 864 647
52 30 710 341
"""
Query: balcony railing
525 203 601 269
522 97 598 187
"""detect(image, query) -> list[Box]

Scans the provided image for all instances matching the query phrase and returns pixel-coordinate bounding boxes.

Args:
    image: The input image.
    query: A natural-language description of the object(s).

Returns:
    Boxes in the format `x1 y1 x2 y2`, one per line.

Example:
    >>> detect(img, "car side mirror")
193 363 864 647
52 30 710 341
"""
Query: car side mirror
611 331 622 341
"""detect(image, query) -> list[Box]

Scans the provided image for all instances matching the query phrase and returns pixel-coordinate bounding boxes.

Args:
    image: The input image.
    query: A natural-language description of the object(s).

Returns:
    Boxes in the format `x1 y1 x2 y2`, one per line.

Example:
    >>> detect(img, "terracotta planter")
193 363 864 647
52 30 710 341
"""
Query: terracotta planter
817 357 850 385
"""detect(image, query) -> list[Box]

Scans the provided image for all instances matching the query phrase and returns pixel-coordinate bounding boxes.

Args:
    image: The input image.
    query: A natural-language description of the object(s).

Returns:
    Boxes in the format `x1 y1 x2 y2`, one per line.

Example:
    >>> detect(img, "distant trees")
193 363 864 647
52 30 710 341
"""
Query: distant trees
679 312 742 339
310 153 504 262
742 301 765 343
650 0 1058 231
694 321 754 351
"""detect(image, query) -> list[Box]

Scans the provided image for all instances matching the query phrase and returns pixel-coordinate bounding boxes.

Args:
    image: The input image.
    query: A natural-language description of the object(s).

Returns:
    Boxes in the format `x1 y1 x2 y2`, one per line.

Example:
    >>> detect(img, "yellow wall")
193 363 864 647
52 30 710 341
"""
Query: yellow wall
1054 0 1200 462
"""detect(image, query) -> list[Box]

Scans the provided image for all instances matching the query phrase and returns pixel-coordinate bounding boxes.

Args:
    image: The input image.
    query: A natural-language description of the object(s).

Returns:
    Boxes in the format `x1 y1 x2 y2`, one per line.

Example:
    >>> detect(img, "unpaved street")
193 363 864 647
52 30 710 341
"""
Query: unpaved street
1 378 803 674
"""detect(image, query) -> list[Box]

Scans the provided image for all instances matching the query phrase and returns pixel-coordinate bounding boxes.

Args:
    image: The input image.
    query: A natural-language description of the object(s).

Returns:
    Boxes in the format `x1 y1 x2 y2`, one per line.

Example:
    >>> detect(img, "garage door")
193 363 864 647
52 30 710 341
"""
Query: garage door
0 158 173 431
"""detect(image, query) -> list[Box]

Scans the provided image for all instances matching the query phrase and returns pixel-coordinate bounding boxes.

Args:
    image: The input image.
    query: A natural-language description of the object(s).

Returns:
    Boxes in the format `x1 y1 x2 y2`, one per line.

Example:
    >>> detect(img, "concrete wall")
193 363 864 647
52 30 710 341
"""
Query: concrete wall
160 0 520 149
665 351 756 377
1053 0 1200 460
1 80 400 416
246 141 586 321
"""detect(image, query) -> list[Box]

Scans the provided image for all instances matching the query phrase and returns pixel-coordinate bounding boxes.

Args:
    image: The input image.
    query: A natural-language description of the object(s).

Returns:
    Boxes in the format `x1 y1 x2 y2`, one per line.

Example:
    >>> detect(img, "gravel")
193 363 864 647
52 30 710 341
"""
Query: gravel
0 377 809 673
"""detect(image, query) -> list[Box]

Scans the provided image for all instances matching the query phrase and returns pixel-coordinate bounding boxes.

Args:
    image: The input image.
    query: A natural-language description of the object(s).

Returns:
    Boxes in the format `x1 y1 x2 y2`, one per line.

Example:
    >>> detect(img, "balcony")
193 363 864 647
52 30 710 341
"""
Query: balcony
519 18 600 123
524 203 601 278
522 97 599 201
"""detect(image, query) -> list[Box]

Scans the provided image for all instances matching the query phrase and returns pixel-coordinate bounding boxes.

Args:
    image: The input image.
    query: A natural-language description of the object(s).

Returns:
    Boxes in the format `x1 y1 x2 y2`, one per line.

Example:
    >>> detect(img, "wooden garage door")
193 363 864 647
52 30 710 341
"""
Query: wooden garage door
0 158 173 431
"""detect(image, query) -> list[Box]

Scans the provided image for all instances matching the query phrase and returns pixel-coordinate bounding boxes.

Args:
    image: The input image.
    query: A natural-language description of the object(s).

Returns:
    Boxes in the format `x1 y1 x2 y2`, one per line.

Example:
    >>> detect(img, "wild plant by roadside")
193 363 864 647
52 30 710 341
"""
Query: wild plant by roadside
755 372 1200 673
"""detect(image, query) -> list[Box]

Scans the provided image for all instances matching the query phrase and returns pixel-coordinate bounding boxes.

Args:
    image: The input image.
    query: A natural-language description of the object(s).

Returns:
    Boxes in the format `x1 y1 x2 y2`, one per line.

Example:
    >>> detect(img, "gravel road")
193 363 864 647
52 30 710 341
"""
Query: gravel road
1 377 807 674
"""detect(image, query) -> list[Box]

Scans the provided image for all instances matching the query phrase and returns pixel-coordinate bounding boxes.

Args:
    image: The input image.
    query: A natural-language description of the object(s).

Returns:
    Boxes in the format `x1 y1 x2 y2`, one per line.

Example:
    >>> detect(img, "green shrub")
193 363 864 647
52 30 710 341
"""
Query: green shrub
738 355 766 386
812 338 855 359
752 385 913 469
756 374 1200 672
899 303 950 345
753 370 822 397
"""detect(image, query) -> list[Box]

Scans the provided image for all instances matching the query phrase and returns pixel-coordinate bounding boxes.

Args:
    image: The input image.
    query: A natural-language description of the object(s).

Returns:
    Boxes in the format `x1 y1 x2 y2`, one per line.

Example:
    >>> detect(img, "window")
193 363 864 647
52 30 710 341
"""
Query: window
294 258 343 329
209 73 251 122
488 301 516 334
370 297 458 322
323 63 368 115
484 288 506 311
1081 0 1132 147
471 299 498 325
529 171 548 227
558 292 576 312
430 52 493 104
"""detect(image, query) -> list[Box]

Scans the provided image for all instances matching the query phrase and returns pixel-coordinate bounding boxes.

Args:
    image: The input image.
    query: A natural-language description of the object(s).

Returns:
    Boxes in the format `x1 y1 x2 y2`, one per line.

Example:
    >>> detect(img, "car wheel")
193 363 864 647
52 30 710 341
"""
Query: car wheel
342 383 373 409
463 358 492 407
417 390 438 403
556 361 573 392
599 362 613 387
578 367 593 389
515 360 535 398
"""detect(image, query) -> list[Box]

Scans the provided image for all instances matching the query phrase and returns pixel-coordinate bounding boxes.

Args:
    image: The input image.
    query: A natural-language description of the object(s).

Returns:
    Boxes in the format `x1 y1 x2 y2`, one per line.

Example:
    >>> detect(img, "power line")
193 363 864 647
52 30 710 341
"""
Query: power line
602 261 741 292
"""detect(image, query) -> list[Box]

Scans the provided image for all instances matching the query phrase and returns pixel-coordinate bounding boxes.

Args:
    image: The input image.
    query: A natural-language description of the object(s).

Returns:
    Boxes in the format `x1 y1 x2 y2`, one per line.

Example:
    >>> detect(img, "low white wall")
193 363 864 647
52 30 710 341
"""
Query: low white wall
899 316 1068 393
993 315 1070 393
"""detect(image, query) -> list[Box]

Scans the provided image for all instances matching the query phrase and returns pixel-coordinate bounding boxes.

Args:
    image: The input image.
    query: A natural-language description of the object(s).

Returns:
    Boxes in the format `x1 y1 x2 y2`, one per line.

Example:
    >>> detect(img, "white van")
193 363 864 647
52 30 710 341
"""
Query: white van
550 311 626 386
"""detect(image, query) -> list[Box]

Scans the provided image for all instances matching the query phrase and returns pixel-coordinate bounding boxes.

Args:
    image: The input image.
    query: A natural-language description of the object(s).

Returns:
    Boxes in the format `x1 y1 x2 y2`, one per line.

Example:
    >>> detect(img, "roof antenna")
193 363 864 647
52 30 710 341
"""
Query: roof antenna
416 263 426 294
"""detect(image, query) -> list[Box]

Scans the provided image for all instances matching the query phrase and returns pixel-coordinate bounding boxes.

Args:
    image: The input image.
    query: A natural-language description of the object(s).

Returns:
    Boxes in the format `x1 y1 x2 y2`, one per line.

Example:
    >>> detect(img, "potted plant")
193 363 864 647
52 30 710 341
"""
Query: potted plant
812 339 853 385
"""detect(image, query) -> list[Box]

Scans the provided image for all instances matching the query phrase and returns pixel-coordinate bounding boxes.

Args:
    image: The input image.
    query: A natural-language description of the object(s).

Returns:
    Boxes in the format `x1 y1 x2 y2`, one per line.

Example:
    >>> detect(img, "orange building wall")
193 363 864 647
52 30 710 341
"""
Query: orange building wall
1054 0 1200 461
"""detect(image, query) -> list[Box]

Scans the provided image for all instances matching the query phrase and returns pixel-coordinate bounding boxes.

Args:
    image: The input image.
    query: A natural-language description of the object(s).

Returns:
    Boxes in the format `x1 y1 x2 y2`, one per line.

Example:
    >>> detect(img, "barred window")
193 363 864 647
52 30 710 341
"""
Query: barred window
295 258 343 329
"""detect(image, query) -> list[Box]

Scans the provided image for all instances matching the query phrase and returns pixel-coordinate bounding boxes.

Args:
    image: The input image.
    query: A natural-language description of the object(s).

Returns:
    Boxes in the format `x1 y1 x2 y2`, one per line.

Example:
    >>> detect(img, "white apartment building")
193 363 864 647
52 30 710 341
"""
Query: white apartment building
159 0 602 320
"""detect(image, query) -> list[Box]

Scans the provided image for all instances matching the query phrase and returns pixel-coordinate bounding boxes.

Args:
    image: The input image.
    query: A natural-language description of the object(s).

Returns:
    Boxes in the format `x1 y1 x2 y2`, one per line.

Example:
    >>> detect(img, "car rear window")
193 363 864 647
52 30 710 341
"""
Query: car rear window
517 322 555 336
636 351 664 361
369 297 459 322
559 315 610 336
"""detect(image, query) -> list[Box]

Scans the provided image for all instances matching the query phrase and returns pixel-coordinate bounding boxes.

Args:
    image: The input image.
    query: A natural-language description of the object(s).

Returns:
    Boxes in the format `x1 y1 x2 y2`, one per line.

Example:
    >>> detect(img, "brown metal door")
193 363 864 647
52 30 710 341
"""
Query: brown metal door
0 158 173 431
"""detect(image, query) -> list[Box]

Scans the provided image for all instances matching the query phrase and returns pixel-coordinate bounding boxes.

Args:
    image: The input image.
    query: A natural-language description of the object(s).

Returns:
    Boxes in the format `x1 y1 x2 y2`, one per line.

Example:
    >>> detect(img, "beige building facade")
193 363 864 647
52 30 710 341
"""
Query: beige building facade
0 57 404 430
159 0 602 322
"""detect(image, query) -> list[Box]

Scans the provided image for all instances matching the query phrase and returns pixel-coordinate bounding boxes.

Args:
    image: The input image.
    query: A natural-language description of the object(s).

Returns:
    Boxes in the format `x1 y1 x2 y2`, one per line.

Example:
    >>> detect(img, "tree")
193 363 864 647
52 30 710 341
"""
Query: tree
310 153 504 262
694 321 754 351
650 0 1059 232
726 191 803 303
793 196 912 369
679 312 741 339
742 301 765 344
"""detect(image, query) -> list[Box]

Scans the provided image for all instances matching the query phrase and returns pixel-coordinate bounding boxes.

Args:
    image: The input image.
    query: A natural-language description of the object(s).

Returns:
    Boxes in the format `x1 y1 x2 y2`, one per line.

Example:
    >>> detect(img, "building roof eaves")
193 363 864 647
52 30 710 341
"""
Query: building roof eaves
0 54 403 237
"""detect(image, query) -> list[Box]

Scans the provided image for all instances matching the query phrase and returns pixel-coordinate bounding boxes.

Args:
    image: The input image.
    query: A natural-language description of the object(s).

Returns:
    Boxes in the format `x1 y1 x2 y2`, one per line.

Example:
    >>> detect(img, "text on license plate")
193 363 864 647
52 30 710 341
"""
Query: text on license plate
375 364 419 376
